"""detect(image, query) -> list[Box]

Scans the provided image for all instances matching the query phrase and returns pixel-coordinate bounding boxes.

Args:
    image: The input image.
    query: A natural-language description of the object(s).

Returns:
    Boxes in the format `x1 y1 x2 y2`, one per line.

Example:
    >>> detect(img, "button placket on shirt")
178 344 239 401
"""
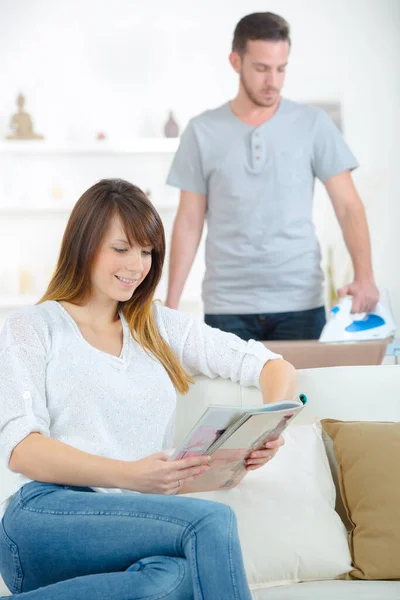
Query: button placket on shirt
251 129 265 172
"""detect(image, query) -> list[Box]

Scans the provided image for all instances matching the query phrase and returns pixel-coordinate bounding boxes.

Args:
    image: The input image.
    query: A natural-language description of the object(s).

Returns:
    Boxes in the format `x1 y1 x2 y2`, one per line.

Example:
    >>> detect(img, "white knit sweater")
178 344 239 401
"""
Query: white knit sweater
0 300 281 516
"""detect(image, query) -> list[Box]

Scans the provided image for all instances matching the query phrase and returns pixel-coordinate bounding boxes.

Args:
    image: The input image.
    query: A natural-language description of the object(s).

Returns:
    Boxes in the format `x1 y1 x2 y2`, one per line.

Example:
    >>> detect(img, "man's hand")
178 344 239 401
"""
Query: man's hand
338 280 380 313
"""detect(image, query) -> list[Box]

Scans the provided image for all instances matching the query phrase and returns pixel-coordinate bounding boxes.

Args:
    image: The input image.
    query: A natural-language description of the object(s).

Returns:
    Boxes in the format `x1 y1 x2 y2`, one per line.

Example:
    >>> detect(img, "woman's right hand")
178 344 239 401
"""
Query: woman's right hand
119 452 211 495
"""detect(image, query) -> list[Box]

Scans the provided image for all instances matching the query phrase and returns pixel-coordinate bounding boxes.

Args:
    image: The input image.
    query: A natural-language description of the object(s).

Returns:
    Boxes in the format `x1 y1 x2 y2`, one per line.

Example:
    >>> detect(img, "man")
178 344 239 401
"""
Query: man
165 12 379 341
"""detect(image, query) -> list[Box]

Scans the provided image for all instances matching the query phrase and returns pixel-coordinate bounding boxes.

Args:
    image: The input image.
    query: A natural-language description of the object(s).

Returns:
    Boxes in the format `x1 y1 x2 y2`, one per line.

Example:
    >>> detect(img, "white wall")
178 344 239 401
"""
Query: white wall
0 0 399 323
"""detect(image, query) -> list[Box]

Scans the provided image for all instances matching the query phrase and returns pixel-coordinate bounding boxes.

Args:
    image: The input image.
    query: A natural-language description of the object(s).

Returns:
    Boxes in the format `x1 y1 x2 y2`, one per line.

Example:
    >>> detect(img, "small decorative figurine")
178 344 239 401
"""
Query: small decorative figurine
6 93 44 140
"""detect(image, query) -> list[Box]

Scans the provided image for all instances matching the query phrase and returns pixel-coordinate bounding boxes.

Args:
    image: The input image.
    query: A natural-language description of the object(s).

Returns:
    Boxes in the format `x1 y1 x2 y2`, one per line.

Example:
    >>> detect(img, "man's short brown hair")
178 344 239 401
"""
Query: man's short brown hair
232 12 291 56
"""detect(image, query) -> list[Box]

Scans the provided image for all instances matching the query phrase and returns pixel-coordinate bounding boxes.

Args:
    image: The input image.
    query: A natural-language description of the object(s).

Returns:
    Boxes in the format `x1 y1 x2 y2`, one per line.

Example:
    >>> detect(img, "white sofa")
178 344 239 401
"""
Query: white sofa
175 365 400 600
1 365 400 598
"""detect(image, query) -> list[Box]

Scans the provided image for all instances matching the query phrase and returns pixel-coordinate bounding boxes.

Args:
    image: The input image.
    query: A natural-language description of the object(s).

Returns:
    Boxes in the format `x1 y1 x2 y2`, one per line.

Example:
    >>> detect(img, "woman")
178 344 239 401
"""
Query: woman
0 179 296 599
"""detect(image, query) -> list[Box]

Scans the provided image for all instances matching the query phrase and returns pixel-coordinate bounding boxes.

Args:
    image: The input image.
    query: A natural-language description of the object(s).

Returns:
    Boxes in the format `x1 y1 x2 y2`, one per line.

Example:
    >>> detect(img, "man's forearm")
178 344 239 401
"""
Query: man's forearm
337 204 374 281
166 214 203 308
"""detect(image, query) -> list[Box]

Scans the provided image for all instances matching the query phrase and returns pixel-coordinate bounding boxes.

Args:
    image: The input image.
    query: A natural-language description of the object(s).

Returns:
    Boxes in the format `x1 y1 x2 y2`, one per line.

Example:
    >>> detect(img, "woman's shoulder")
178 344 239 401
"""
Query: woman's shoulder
152 302 194 327
1 301 57 344
151 302 195 341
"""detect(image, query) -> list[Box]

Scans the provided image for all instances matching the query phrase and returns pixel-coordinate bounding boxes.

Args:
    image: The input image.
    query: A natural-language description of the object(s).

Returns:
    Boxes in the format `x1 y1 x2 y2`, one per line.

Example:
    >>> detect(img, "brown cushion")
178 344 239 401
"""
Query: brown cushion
321 419 400 580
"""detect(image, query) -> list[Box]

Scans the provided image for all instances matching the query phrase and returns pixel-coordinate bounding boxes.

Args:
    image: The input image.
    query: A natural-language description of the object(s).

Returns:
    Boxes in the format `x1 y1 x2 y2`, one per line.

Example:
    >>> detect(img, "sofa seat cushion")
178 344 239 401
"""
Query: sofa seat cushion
250 580 400 599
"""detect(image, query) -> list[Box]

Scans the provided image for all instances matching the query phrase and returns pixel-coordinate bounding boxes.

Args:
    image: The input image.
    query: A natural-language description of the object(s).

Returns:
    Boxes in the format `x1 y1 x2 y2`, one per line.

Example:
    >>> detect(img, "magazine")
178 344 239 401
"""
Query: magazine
170 395 307 492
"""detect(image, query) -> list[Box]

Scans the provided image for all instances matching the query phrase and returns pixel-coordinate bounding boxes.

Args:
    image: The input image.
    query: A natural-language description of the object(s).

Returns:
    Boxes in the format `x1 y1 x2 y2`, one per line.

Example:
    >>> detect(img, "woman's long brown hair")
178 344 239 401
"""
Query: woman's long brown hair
39 178 193 394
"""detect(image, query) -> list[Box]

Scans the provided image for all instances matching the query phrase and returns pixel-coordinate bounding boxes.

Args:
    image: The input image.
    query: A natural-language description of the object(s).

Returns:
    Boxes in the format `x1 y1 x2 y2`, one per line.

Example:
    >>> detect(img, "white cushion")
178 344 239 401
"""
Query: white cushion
185 423 352 589
0 577 10 596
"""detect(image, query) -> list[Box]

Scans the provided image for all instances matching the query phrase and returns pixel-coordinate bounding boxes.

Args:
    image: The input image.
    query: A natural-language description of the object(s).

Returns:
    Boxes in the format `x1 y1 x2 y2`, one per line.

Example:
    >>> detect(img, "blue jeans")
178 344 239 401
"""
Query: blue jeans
205 307 326 341
0 481 252 600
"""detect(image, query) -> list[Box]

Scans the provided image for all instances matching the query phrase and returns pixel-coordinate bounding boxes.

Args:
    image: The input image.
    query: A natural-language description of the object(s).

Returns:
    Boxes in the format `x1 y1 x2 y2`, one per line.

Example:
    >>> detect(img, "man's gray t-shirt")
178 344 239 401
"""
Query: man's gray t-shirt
167 98 358 314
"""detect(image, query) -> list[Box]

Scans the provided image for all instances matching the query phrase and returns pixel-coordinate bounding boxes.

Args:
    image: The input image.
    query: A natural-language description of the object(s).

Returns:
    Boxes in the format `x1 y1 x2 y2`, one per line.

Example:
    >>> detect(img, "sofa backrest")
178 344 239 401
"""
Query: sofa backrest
176 365 400 440
176 365 400 527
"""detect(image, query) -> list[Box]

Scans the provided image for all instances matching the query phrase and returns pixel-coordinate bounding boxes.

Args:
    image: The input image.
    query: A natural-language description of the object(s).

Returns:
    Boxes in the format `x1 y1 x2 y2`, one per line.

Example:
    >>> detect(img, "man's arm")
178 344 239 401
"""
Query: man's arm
165 190 207 309
324 170 379 312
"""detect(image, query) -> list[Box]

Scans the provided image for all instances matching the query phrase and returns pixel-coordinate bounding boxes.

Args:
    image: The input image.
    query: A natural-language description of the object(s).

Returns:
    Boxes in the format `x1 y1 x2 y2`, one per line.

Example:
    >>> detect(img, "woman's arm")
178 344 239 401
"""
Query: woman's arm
9 432 127 488
259 359 297 404
9 432 210 495
241 360 297 473
155 304 285 388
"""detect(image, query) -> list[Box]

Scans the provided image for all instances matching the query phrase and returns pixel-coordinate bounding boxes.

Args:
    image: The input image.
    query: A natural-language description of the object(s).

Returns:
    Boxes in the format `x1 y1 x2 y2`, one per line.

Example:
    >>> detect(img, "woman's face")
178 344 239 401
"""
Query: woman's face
91 215 153 304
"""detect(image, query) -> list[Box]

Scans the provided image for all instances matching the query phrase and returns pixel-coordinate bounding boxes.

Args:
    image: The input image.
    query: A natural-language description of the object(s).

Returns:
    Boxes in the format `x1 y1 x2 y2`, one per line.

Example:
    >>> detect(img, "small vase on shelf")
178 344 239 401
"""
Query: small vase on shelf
164 111 179 138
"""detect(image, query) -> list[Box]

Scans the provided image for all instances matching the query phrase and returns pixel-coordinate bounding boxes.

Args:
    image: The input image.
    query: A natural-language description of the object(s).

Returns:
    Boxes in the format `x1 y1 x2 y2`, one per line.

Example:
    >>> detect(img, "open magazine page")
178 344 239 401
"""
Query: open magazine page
172 406 245 460
182 403 305 493
172 396 306 461
206 397 306 453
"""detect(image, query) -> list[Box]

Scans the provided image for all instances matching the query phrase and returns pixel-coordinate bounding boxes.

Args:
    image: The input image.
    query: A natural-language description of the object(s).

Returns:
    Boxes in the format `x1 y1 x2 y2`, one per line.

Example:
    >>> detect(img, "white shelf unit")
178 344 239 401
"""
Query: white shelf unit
0 208 72 217
0 295 203 314
0 205 177 218
0 138 187 311
0 295 40 309
0 139 180 155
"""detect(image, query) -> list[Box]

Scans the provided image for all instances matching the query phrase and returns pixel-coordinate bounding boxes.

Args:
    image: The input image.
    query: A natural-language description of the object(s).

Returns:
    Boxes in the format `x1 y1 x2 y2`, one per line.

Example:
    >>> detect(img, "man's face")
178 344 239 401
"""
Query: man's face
230 40 290 108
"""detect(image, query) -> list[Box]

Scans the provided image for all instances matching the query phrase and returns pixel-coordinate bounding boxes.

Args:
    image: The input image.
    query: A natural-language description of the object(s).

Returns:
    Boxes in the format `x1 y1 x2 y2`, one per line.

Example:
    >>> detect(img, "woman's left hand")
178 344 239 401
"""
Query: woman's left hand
245 436 285 471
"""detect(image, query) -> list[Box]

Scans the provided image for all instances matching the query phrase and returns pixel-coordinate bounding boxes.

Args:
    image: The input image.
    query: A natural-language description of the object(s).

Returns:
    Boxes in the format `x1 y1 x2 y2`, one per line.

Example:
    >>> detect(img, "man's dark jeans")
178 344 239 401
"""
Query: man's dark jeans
205 306 326 341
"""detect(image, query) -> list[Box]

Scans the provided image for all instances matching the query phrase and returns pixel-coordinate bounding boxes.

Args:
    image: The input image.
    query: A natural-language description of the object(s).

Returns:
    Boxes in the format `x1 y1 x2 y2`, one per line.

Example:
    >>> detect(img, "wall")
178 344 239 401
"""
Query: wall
0 0 399 323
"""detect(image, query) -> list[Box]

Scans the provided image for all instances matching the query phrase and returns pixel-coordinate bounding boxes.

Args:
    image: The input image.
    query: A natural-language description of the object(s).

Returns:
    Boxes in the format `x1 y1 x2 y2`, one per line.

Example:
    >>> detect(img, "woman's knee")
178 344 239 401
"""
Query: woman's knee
128 556 193 599
190 500 237 538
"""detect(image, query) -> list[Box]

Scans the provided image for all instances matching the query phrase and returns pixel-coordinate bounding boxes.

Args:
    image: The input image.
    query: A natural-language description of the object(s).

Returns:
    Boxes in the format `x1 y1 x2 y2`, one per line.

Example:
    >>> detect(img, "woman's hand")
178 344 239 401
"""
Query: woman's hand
244 436 285 471
120 452 211 495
